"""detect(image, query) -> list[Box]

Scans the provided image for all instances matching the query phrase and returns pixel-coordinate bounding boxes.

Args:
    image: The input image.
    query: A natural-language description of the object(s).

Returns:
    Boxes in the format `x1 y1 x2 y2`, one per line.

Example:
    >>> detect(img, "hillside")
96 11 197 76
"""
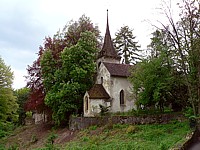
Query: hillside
0 123 77 150
0 121 192 150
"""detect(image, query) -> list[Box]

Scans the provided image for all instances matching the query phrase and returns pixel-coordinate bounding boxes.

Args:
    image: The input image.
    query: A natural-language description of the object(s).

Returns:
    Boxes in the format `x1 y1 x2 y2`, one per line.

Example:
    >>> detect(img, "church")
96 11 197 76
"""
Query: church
83 11 136 117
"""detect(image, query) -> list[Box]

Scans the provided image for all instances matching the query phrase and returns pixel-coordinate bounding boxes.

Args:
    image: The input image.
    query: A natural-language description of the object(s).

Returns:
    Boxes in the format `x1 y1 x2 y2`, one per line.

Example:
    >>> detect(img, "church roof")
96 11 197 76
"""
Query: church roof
88 84 110 99
98 10 120 60
103 62 132 77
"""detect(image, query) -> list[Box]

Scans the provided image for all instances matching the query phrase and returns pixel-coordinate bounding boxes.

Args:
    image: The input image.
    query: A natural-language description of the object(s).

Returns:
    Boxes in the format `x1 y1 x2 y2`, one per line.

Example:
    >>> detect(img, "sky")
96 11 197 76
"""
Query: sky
0 0 181 89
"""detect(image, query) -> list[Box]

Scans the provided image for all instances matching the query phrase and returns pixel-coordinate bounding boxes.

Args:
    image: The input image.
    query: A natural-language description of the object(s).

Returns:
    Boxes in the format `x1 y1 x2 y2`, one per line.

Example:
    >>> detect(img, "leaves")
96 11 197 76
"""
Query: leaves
113 25 141 64
42 31 98 125
0 56 18 123
25 15 101 117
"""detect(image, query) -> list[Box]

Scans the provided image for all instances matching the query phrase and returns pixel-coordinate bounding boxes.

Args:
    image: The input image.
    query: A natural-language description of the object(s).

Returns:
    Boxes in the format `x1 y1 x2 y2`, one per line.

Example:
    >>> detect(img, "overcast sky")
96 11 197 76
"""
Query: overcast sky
0 0 181 89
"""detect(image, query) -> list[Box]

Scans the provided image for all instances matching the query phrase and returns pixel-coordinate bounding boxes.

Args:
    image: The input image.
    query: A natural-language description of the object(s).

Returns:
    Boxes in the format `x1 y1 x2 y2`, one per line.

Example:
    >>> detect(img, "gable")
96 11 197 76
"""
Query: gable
103 62 133 77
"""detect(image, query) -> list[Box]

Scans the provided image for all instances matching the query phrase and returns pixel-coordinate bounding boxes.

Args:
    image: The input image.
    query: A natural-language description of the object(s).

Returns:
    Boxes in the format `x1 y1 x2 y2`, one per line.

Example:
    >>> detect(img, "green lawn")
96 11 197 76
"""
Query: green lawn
64 121 191 150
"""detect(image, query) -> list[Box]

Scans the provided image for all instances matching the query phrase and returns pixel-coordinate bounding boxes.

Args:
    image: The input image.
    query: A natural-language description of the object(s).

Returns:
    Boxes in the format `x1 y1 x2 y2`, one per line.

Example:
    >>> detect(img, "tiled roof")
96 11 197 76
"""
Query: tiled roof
103 62 132 77
88 84 110 99
98 10 121 60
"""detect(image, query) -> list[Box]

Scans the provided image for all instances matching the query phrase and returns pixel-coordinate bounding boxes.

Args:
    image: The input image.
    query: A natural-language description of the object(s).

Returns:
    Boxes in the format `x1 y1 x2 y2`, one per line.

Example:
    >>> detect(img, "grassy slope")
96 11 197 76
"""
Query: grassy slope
64 121 191 150
0 121 192 150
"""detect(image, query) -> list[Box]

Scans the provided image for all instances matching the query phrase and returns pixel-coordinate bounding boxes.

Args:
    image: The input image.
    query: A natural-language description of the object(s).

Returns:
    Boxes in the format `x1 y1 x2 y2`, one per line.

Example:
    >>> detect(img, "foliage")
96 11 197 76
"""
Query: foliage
113 25 141 64
65 121 191 150
63 14 101 46
0 56 18 124
0 121 15 139
158 0 200 115
130 53 174 111
130 28 189 112
43 31 98 125
26 15 101 120
14 87 30 125
99 104 110 116
126 125 137 134
44 132 58 150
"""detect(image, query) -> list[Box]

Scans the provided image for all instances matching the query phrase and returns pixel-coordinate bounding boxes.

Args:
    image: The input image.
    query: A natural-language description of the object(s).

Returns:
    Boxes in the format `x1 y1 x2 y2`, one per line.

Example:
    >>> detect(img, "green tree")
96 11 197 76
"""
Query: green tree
130 54 173 111
113 25 141 64
0 56 18 123
159 0 200 115
131 30 188 112
15 87 30 125
26 15 101 116
42 31 98 125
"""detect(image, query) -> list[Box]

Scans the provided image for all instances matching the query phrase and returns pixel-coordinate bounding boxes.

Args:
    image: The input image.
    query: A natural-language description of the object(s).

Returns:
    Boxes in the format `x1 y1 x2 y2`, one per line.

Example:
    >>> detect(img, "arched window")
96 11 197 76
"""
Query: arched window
85 96 89 112
120 90 125 105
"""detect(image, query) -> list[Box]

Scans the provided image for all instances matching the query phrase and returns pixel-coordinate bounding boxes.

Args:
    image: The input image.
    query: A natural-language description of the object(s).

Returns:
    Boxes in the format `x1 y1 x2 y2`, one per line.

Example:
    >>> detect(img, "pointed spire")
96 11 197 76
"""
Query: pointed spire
106 9 110 36
98 10 120 60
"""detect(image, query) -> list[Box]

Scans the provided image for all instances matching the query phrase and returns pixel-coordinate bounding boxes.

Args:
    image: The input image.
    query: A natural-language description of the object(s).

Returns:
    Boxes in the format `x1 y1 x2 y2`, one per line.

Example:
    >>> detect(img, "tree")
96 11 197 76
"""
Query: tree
64 14 101 46
131 30 188 112
0 56 18 123
15 87 30 125
42 31 98 125
158 0 200 115
130 53 174 112
113 25 141 64
25 15 101 117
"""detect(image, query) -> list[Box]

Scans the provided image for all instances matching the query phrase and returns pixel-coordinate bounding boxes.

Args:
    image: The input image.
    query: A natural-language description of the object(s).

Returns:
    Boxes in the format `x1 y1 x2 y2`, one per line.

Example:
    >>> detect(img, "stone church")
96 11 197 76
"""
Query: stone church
83 11 135 117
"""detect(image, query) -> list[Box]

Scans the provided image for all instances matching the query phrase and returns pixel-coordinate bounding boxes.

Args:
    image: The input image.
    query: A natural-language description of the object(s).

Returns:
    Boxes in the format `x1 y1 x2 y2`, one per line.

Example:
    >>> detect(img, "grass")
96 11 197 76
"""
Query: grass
64 121 191 150
0 120 192 150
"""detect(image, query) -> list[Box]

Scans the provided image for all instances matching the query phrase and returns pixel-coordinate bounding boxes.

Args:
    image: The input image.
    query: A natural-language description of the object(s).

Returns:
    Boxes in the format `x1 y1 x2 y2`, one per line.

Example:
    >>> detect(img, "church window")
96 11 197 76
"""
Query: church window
120 90 125 105
98 62 101 68
85 96 89 112
101 77 103 84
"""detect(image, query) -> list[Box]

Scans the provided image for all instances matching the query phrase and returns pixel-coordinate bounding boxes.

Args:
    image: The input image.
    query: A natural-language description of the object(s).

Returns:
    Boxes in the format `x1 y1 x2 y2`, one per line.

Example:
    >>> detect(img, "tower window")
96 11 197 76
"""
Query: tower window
101 77 103 84
98 62 101 68
120 90 125 105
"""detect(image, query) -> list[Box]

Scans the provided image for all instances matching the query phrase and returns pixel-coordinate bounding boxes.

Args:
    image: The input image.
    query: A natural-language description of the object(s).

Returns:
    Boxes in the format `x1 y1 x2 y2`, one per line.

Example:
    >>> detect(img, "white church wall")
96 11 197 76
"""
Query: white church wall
110 77 136 113
96 63 111 95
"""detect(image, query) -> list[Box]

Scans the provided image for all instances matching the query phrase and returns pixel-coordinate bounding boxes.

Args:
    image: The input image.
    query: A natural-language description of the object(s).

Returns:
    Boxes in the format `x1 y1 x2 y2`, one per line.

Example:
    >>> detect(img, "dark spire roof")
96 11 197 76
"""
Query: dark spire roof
98 10 120 59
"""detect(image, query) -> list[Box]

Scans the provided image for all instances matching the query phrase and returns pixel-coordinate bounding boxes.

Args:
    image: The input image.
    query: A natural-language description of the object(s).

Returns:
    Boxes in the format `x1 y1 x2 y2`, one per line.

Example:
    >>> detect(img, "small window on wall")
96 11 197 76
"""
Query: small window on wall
120 90 125 105
101 77 103 84
98 62 101 68
85 96 89 112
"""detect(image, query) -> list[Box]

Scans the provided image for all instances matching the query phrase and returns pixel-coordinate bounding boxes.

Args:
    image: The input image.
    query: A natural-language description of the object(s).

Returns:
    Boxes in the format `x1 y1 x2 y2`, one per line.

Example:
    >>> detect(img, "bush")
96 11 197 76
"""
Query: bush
99 104 110 116
0 122 15 139
183 107 194 118
126 125 137 134
44 132 58 150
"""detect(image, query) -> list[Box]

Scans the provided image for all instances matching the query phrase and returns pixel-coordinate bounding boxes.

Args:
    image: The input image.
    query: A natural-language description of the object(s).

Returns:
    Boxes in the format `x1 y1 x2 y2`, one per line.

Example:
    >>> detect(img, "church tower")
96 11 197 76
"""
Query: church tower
97 10 121 68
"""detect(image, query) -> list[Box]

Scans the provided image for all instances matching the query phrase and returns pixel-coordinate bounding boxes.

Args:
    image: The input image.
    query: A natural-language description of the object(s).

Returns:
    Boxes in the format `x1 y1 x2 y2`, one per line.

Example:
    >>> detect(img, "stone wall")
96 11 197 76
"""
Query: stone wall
69 113 185 130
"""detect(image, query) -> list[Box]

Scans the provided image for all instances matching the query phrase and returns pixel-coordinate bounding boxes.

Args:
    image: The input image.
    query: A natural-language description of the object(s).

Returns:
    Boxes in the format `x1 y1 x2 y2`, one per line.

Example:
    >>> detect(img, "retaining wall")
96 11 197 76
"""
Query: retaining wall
69 113 185 130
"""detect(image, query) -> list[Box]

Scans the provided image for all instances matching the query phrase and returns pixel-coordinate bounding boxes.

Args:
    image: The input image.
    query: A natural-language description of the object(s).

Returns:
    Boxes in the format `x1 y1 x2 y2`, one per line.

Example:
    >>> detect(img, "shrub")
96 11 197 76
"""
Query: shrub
126 125 137 134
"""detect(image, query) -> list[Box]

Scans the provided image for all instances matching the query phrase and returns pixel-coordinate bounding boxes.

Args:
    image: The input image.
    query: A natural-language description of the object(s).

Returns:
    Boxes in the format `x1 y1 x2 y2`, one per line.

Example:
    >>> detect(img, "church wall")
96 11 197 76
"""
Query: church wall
110 77 136 113
96 63 111 95
84 99 105 117
84 91 107 117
